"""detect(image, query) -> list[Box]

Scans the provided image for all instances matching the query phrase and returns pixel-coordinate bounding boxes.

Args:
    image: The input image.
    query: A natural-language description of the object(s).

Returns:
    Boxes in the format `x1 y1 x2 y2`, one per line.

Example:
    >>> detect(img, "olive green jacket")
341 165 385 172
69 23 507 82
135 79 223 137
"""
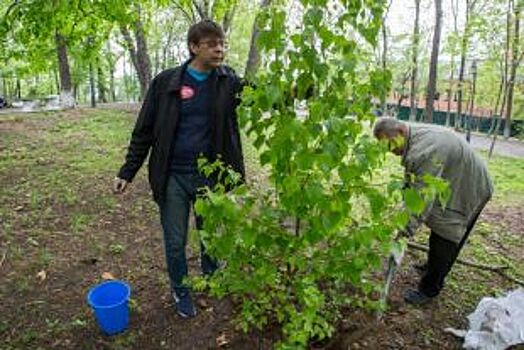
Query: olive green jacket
402 124 493 243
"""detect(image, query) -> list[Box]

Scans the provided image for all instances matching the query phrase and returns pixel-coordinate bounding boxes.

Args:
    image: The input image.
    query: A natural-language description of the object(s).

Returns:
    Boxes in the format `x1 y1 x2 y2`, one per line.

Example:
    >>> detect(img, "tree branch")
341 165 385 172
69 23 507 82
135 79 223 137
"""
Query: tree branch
171 1 195 24
407 241 524 286
192 0 207 20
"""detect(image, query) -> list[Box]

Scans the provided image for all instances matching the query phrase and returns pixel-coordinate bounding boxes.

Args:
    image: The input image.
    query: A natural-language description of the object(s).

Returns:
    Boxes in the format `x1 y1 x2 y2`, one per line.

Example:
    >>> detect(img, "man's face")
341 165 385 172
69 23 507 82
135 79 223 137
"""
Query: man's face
377 131 406 156
190 36 226 69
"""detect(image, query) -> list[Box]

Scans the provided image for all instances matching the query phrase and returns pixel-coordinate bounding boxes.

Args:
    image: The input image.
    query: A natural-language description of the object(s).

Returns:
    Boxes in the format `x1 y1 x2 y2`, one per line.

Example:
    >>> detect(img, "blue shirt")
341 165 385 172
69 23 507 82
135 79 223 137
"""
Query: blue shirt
170 68 214 173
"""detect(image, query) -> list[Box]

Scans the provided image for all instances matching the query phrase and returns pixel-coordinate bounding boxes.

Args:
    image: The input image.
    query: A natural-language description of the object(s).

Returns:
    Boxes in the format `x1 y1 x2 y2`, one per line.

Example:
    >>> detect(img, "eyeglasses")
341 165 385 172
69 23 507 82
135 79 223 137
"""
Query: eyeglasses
199 39 228 49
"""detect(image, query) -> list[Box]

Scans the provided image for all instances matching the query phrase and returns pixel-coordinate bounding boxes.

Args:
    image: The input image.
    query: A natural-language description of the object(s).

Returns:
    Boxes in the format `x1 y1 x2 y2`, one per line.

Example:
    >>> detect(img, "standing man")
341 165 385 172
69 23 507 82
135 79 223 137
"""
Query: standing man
373 118 493 305
114 20 245 318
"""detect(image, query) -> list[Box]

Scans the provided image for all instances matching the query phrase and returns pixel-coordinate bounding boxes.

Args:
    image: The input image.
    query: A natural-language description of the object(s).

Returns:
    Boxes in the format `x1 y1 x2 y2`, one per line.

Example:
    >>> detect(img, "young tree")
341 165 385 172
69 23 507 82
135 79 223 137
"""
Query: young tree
191 1 446 348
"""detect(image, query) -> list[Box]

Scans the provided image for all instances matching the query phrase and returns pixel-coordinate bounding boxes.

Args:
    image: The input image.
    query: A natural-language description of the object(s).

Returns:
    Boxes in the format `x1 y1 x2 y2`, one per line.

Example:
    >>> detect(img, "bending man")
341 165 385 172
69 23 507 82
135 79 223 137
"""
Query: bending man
373 118 493 305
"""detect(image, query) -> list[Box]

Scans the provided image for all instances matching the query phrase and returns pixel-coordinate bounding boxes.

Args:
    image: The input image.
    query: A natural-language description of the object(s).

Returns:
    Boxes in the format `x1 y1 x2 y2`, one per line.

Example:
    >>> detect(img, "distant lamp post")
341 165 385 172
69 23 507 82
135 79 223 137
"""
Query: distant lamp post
466 60 478 143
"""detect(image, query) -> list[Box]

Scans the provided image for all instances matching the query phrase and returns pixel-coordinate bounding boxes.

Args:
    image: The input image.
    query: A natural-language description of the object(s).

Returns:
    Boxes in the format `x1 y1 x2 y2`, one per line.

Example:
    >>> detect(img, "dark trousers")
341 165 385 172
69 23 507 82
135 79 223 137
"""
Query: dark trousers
159 173 218 295
419 203 488 297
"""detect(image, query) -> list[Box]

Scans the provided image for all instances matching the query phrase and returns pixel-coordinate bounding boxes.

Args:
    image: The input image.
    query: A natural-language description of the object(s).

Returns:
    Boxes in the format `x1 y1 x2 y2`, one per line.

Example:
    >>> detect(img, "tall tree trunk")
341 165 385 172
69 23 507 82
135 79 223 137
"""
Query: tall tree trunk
456 0 476 129
1 76 6 98
55 32 75 109
489 0 513 158
123 50 129 102
504 1 521 139
424 0 443 123
409 0 421 121
222 4 237 37
73 84 78 102
381 0 393 115
97 60 108 103
162 29 174 70
446 0 459 127
16 78 21 100
445 71 454 126
134 13 152 100
488 66 505 135
245 0 272 79
89 62 96 108
466 61 477 142
105 42 116 102
120 7 152 101
193 0 211 20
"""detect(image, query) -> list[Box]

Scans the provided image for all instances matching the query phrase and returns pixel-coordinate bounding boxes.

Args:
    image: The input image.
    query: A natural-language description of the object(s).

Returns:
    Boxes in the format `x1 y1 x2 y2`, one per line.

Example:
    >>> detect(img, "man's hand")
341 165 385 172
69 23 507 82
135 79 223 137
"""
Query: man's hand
113 177 129 194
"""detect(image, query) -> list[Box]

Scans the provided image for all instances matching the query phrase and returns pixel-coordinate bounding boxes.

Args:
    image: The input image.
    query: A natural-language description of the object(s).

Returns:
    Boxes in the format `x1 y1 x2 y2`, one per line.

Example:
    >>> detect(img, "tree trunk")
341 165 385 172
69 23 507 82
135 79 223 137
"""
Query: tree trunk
222 4 237 37
16 78 21 100
409 0 421 121
1 76 6 98
456 0 476 129
162 29 174 70
489 0 514 158
245 0 272 79
504 1 520 139
120 6 152 101
134 13 152 100
97 63 108 103
193 0 212 20
445 79 453 126
123 51 129 102
488 70 505 135
55 32 75 109
466 62 477 142
446 0 460 127
423 0 443 124
105 42 116 102
89 62 96 108
381 0 393 116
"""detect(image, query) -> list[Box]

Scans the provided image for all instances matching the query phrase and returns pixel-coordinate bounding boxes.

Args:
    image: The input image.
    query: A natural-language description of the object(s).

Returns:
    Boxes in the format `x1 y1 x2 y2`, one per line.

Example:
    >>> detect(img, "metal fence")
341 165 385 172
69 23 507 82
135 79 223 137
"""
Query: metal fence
396 106 524 137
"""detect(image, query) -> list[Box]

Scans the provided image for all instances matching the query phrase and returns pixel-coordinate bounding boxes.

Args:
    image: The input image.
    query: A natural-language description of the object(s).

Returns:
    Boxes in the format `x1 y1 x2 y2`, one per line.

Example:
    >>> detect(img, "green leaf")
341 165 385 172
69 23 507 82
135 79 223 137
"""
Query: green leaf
404 188 425 215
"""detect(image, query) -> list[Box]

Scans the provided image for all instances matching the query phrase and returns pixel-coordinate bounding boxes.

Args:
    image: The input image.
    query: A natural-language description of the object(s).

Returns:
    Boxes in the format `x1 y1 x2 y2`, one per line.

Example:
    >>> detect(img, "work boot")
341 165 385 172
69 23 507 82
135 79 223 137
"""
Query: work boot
412 262 428 274
403 289 433 305
173 290 197 318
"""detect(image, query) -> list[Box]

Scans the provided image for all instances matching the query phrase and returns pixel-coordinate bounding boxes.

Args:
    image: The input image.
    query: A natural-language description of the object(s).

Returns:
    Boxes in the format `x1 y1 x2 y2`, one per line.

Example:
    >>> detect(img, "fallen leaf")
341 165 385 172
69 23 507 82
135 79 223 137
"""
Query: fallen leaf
216 333 229 347
36 270 47 281
27 237 39 247
101 272 115 280
197 298 209 308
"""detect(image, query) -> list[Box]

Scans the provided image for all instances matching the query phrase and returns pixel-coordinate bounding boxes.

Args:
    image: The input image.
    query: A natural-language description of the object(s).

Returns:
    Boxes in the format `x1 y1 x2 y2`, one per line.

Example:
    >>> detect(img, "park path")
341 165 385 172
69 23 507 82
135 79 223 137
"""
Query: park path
3 103 524 158
464 132 524 159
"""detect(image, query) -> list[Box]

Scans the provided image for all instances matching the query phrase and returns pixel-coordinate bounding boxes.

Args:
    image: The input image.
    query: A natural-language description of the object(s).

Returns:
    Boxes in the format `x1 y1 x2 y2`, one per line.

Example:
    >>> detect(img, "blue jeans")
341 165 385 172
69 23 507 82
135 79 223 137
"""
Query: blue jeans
159 172 218 295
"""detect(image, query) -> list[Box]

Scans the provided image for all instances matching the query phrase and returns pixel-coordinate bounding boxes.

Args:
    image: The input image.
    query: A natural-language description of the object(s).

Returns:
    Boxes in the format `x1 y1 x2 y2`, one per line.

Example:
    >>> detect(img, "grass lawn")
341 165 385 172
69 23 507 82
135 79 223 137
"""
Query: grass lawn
1 108 523 349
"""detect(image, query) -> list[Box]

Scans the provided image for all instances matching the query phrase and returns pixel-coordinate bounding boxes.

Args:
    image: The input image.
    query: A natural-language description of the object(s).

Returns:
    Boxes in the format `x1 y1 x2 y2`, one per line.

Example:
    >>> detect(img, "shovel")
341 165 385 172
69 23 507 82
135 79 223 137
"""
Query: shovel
376 242 406 320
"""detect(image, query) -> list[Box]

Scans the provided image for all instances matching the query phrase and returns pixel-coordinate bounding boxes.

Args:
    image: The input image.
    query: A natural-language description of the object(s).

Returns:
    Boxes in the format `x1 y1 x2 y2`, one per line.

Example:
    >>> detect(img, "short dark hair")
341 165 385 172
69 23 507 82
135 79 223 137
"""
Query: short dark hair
187 20 225 57
373 117 406 138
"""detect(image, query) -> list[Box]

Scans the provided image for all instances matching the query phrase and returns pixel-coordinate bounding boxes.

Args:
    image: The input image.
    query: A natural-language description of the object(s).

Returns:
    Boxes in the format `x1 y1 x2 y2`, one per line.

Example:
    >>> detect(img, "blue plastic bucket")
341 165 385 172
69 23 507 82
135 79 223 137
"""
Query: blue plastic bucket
87 280 131 335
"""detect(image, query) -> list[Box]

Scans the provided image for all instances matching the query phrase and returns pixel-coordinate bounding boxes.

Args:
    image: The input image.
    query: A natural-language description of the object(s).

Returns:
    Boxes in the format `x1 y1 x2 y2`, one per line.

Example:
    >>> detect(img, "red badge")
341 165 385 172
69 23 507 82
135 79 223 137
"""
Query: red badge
180 85 195 100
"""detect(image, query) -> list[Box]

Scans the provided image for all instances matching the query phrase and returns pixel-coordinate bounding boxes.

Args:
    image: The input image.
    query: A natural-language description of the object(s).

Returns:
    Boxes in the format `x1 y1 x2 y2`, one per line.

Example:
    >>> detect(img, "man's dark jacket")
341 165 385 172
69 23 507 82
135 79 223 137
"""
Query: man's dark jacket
117 61 245 202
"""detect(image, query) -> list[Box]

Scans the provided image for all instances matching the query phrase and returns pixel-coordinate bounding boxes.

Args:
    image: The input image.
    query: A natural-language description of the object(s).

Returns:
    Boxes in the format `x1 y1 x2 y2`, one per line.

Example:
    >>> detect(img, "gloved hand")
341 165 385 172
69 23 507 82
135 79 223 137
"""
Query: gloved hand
395 229 411 240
